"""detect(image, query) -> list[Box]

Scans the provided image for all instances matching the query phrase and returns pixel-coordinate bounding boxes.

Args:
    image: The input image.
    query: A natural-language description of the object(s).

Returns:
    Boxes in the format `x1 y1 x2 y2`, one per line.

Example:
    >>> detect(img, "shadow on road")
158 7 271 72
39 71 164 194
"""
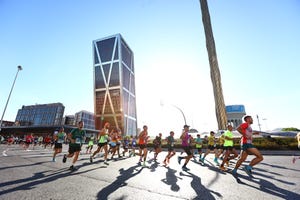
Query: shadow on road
259 161 300 172
179 170 222 200
232 171 300 199
0 164 100 196
0 161 51 171
96 164 143 200
161 166 182 192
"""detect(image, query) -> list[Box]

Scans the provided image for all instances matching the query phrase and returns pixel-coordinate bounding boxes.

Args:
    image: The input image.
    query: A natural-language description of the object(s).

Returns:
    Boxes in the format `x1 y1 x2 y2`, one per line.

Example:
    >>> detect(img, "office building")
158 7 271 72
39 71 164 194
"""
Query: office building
74 110 95 130
15 103 65 126
63 115 75 126
93 34 137 135
226 105 246 128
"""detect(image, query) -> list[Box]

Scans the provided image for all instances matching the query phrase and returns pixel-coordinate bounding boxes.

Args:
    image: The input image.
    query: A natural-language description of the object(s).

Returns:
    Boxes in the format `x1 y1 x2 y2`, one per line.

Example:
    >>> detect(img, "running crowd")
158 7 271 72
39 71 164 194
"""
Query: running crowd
57 115 265 175
4 115 300 175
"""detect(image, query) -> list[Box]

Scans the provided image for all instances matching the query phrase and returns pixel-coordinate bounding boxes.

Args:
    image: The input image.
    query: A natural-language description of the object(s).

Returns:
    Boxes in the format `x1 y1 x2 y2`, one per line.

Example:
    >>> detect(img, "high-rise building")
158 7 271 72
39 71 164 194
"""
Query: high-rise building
93 34 137 135
15 103 65 126
63 115 75 126
74 110 95 130
226 105 246 128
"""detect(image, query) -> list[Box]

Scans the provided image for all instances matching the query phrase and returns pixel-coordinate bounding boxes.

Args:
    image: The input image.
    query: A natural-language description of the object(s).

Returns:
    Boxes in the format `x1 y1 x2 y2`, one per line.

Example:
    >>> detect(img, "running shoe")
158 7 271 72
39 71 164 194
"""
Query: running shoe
177 156 182 165
231 168 237 176
244 165 252 176
52 158 56 162
214 158 220 165
69 165 77 171
182 166 190 171
200 158 205 163
90 156 93 163
62 154 67 163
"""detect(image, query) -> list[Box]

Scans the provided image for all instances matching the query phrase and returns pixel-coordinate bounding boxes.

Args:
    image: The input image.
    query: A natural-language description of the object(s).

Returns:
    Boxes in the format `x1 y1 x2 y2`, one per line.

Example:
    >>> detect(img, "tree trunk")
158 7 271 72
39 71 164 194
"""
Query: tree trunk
199 0 227 130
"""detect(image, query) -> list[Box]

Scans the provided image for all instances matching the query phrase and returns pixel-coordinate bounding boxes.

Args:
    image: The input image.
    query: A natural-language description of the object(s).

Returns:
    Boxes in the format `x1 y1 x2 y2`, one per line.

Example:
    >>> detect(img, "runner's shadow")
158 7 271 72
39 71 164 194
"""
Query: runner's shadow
0 161 52 171
149 161 159 172
179 170 222 199
191 159 226 175
0 162 100 196
259 162 300 172
233 173 300 199
96 164 143 200
251 169 295 185
161 166 182 192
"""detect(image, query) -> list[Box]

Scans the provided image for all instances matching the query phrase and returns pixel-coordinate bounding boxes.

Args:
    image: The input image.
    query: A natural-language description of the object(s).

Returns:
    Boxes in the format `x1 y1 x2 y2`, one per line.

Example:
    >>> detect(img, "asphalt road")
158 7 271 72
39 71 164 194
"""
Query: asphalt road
1 144 300 200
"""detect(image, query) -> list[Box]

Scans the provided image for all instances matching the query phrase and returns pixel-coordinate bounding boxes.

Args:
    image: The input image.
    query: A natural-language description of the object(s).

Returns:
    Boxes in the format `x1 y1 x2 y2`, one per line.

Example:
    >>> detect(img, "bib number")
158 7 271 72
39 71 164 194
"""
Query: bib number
75 138 81 144
58 139 64 144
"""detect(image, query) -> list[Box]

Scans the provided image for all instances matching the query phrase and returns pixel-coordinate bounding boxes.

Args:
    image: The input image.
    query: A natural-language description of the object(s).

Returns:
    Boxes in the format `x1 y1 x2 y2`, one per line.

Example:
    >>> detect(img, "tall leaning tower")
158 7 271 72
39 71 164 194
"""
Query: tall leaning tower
93 34 137 135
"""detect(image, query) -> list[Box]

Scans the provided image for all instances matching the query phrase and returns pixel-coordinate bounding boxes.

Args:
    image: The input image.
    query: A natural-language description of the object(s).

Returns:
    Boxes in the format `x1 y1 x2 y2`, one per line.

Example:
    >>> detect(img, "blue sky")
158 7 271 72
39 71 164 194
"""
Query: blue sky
0 0 299 136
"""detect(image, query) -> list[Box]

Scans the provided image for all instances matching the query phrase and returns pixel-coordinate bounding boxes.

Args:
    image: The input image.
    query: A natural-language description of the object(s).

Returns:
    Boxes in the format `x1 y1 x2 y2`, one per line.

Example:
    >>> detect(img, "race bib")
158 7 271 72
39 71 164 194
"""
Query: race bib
57 139 64 144
75 138 81 144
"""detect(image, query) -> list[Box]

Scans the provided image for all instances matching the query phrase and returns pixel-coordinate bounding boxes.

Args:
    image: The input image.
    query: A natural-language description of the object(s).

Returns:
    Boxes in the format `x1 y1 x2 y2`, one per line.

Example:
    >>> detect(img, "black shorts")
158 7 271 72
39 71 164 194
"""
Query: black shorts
54 143 63 149
216 145 224 150
68 145 81 154
154 145 161 150
196 147 202 152
168 147 175 152
208 145 215 151
224 146 234 151
97 142 108 148
183 146 192 156
139 144 147 149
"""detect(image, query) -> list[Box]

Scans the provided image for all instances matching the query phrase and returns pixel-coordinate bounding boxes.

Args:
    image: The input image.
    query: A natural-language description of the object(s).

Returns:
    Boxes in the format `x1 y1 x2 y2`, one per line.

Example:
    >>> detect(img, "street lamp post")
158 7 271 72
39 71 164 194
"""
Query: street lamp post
160 100 187 125
256 114 261 132
0 65 23 131
170 104 187 125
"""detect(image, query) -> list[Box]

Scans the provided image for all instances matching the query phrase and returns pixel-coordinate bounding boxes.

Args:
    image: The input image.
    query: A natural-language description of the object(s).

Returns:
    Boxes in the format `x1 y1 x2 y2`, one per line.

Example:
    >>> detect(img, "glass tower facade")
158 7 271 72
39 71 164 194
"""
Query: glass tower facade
75 110 95 130
93 34 137 135
15 103 65 126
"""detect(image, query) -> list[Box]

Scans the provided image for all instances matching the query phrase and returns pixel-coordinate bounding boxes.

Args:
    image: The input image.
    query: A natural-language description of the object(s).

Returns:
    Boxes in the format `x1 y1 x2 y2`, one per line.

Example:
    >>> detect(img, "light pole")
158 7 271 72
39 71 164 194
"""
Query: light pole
0 65 23 131
160 100 187 125
256 114 261 132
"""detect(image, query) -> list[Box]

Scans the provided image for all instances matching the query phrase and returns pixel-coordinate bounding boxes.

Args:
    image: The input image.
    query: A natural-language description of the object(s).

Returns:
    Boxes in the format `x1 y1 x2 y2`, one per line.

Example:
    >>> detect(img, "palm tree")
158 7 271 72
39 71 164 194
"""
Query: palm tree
199 0 227 130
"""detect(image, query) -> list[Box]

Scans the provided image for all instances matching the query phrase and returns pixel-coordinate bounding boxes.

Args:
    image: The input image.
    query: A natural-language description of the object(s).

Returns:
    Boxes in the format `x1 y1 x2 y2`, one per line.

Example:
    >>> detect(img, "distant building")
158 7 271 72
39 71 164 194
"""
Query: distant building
0 120 15 127
74 110 95 130
63 115 75 126
226 105 246 128
93 34 137 135
15 103 65 126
